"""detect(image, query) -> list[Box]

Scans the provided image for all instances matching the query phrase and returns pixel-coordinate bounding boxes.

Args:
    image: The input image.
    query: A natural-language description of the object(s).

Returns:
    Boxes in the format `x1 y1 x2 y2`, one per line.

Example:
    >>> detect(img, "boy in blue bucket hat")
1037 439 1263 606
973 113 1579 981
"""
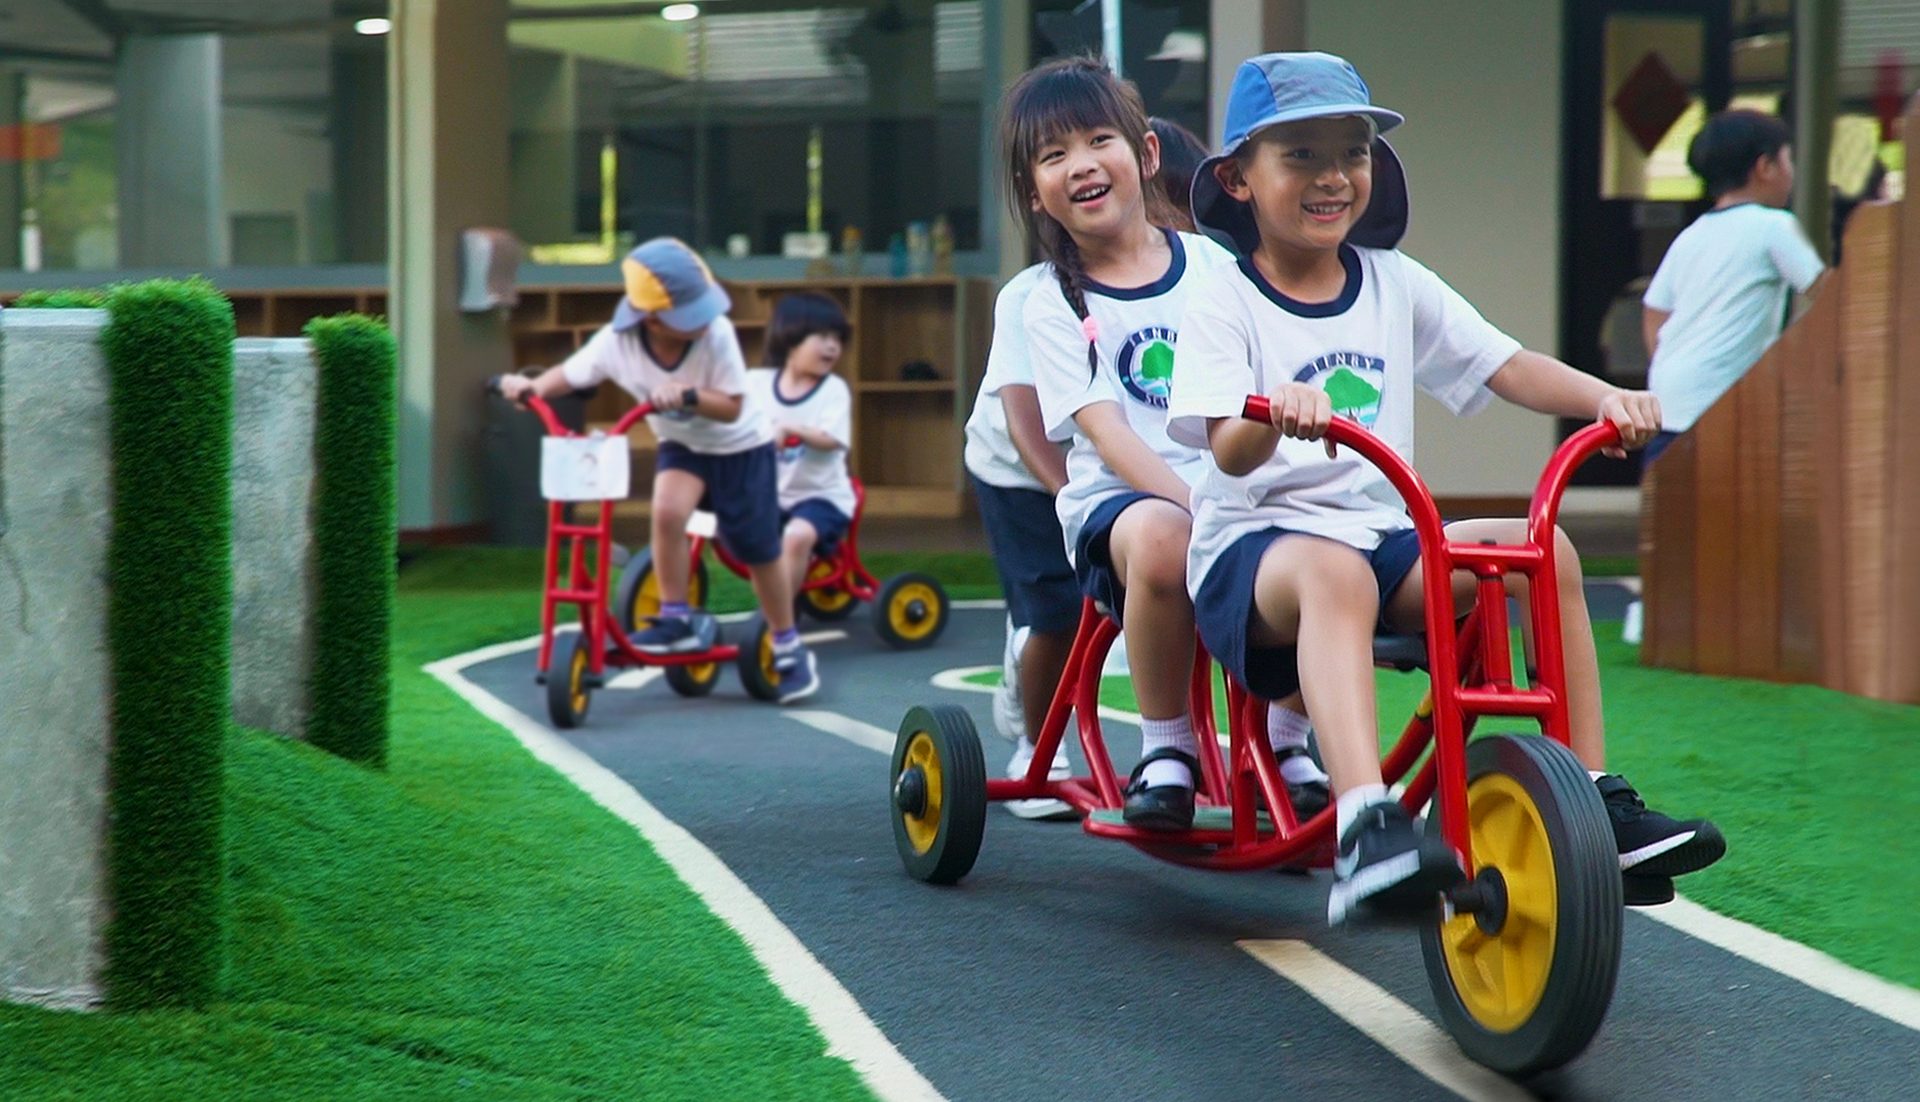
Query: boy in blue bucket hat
1166 53 1724 923
501 237 820 703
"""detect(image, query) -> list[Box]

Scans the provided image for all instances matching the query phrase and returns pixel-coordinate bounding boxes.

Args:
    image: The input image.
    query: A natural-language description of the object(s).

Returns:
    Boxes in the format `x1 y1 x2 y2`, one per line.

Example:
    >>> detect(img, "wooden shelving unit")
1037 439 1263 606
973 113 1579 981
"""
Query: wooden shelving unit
3 276 990 519
512 275 993 519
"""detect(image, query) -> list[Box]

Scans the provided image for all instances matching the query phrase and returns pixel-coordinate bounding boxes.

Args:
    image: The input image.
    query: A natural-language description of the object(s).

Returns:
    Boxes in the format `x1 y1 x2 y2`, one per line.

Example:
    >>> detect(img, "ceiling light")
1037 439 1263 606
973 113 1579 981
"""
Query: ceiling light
662 3 699 21
354 17 392 35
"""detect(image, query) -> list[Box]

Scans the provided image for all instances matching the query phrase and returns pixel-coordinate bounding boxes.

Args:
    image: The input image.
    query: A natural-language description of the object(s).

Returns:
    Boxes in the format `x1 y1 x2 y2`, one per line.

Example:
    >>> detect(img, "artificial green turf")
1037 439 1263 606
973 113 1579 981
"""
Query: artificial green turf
0 550 871 1100
102 278 236 1009
306 314 398 768
985 632 1920 989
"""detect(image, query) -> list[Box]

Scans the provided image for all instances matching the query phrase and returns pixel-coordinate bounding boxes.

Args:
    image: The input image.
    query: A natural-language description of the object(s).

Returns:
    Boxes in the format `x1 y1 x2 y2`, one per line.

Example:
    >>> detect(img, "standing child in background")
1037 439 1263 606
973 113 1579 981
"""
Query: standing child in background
1008 56 1235 832
748 292 858 605
1641 109 1824 464
497 237 820 704
1170 53 1724 922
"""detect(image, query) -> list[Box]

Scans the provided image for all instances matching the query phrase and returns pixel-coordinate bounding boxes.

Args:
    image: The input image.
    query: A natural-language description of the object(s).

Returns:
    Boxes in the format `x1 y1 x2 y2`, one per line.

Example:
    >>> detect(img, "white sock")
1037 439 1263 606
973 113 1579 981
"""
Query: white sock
1267 705 1328 785
1589 770 1605 782
1139 714 1197 789
1335 783 1391 839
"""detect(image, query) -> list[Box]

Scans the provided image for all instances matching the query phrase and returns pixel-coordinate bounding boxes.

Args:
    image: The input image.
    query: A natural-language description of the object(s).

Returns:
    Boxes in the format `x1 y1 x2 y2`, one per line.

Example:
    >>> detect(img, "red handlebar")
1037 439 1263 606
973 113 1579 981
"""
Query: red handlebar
488 375 655 437
1237 395 1622 541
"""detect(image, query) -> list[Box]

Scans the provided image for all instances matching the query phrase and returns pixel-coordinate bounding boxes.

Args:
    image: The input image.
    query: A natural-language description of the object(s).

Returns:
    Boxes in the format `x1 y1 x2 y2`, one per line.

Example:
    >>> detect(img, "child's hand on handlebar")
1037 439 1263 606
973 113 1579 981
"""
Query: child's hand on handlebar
1266 382 1338 459
494 374 536 405
1596 389 1661 458
651 382 699 415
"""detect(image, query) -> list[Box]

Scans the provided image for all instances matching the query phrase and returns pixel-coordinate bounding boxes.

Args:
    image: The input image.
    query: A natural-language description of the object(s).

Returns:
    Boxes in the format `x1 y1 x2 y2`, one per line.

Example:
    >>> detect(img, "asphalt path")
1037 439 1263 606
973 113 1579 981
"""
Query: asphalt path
461 593 1918 1102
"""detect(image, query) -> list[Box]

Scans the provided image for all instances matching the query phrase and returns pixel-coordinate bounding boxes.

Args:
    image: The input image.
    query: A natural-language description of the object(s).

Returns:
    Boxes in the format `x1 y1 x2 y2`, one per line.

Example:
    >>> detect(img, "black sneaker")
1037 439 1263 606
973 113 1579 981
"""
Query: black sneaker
1275 747 1332 820
772 644 820 704
1597 774 1726 877
1328 800 1463 925
632 615 704 655
1122 748 1197 832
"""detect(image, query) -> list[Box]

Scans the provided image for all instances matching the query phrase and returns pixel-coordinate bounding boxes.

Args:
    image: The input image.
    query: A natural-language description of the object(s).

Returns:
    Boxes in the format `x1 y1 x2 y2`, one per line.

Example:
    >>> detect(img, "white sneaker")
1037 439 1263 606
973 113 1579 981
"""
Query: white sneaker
990 618 1030 743
1003 739 1077 821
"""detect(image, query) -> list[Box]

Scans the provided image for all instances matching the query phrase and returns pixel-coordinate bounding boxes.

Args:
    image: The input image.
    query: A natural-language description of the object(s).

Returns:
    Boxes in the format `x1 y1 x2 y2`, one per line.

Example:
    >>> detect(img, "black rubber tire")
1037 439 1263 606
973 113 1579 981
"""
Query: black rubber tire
873 572 950 650
547 632 593 729
889 704 988 884
614 548 712 635
665 653 722 698
735 614 780 702
1419 734 1623 1077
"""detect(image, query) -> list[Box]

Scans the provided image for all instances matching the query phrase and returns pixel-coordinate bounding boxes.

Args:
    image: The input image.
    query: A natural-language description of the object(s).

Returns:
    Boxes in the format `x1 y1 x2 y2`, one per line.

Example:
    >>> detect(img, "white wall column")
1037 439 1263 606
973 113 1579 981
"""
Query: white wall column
116 35 223 267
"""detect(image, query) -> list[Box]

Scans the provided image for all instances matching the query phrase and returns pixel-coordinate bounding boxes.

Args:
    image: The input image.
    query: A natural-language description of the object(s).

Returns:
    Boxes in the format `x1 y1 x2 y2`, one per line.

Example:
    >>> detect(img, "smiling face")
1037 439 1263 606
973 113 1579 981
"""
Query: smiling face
1218 115 1374 259
1029 125 1161 246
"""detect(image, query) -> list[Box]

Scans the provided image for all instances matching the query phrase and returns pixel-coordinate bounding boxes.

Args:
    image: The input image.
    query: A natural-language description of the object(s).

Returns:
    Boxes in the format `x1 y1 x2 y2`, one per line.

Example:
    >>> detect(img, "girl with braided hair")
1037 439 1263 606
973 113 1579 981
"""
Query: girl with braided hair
1002 57 1246 831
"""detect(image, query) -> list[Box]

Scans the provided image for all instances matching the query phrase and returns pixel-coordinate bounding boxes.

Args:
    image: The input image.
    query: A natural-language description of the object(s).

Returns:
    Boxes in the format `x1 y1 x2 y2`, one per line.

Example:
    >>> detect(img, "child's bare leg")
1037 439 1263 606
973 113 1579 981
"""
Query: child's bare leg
1250 536 1381 794
745 559 797 636
780 518 819 598
649 470 706 606
1105 500 1195 720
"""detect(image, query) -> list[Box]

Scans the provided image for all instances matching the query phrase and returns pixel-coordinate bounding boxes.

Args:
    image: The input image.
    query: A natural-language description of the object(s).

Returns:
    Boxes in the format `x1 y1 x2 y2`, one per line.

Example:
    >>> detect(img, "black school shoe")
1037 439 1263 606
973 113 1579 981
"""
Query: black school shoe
1328 800 1464 925
1122 748 1199 832
1597 774 1727 877
1274 746 1332 820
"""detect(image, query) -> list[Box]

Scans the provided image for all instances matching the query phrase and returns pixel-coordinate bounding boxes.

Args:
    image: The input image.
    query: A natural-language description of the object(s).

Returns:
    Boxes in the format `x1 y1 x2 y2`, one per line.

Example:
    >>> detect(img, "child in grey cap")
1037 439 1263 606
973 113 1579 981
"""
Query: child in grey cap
1167 52 1724 924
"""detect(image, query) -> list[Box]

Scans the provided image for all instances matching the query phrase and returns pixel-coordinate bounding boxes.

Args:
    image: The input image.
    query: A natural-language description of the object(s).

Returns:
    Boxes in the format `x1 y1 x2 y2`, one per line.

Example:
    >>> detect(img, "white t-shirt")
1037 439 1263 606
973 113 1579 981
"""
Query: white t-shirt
1644 203 1823 431
745 367 856 517
1028 229 1233 561
1168 246 1520 595
559 316 771 454
963 264 1057 492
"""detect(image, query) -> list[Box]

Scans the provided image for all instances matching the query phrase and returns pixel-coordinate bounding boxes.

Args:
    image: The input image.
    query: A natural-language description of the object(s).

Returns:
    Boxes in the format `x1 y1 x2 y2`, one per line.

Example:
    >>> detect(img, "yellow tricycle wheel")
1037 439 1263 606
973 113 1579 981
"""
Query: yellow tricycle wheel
874 572 949 650
890 704 986 884
546 632 594 729
1420 734 1622 1076
614 548 711 634
796 559 858 622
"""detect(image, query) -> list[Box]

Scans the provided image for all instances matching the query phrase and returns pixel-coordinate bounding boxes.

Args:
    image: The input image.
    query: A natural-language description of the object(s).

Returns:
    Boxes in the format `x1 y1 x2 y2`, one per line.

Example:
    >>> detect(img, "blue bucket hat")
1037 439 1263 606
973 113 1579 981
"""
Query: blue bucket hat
1191 52 1411 256
611 237 732 332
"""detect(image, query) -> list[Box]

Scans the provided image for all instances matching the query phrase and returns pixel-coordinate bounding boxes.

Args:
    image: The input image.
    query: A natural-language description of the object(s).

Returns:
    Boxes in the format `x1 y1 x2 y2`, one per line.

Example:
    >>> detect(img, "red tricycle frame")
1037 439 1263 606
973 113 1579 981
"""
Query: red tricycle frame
986 400 1612 874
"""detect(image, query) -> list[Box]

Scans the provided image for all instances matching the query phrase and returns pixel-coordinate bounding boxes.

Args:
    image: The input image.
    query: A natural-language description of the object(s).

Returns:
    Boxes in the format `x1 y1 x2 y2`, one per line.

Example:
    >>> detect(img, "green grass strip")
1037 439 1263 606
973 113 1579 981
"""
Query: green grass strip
102 278 234 1009
0 551 872 1099
305 314 398 767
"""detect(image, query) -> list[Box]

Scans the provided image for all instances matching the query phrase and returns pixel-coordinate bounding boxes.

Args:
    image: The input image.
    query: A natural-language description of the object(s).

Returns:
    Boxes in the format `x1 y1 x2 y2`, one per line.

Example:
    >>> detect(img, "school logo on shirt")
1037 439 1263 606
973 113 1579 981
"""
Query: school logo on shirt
1293 352 1385 428
1116 326 1178 409
777 440 805 465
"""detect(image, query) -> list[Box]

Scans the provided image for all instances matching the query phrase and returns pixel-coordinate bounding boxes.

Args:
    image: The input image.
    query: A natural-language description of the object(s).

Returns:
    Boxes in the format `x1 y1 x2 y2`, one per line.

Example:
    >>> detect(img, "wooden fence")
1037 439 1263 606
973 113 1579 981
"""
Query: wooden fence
1639 105 1920 705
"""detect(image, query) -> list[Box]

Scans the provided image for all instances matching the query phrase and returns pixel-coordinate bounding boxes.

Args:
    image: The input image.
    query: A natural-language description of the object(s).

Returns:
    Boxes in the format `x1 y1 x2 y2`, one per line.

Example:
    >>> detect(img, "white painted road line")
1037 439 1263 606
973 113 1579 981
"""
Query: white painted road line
426 637 944 1102
785 710 894 754
1239 940 1536 1102
1640 896 1920 1033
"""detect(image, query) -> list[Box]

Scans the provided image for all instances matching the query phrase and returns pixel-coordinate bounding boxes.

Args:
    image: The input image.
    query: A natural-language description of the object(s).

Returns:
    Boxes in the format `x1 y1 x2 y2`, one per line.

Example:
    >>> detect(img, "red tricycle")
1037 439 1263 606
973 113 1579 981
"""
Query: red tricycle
888 398 1628 1077
614 476 950 655
492 380 949 728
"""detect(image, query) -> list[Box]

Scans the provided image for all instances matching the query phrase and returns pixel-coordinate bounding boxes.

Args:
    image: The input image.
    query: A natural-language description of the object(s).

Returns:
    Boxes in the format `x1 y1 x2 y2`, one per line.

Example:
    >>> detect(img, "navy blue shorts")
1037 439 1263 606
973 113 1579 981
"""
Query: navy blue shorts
1640 430 1681 470
1194 526 1423 701
971 475 1079 635
782 497 850 554
656 441 782 565
1074 490 1161 628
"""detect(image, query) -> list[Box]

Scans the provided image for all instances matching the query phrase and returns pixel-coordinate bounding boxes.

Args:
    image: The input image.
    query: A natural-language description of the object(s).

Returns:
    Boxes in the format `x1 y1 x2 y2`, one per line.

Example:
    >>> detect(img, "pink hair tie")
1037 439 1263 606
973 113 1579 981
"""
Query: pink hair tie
1081 316 1100 343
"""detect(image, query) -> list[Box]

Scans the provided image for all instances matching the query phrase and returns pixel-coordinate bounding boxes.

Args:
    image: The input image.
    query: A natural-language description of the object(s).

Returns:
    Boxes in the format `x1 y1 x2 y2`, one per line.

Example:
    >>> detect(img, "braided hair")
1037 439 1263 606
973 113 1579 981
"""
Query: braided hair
1000 56 1155 379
